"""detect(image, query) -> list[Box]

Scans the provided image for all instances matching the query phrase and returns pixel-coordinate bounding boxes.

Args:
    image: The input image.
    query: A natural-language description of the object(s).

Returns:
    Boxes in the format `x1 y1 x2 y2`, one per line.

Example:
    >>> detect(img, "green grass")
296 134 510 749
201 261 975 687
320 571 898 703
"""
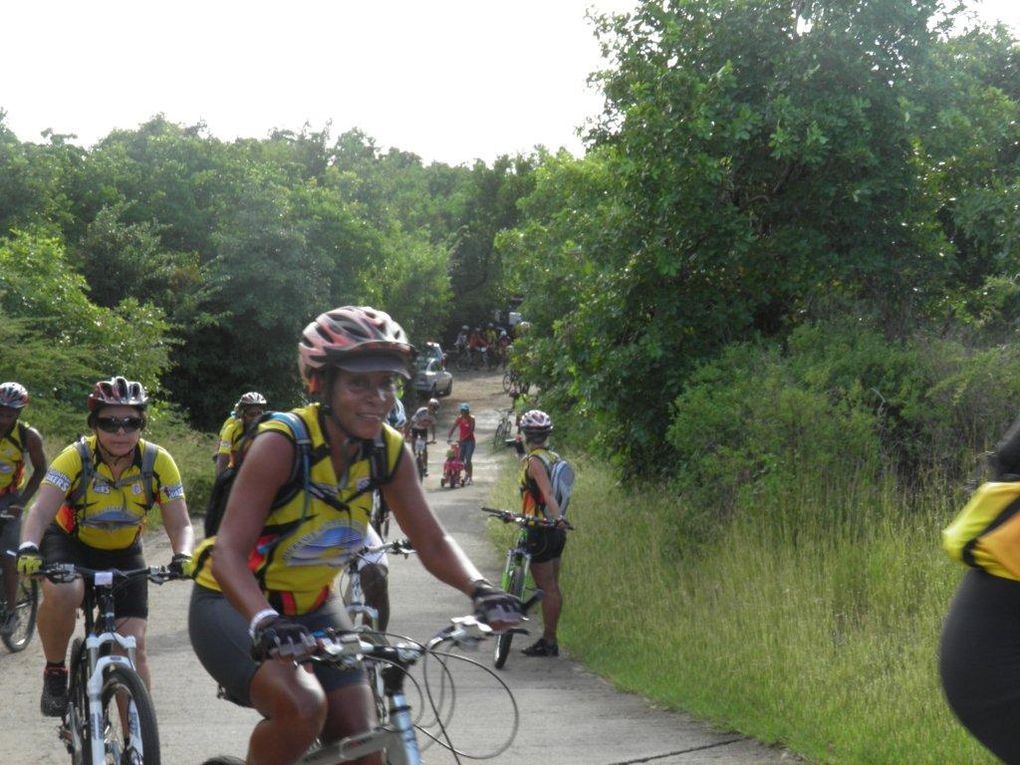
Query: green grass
489 455 997 764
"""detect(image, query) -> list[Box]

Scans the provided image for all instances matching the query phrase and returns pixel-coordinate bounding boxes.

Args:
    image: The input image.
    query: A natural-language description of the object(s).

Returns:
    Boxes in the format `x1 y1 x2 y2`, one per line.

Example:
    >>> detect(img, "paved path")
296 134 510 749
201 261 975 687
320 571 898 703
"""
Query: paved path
0 371 798 764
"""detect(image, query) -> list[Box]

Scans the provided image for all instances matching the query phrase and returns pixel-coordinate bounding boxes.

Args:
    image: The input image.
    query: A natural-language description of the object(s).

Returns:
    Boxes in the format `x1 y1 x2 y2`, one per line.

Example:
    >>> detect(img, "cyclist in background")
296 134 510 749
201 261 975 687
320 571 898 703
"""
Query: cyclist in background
17 376 194 716
517 409 567 658
454 326 469 358
187 306 522 765
0 382 48 636
216 391 269 477
447 402 476 485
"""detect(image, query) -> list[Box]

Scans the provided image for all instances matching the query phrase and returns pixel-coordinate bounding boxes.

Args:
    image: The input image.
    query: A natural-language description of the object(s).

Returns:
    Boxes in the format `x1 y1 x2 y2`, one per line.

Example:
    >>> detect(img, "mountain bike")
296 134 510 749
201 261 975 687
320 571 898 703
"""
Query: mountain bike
200 615 519 765
491 408 514 451
480 507 569 669
41 563 182 765
412 432 428 481
0 512 38 652
338 538 416 723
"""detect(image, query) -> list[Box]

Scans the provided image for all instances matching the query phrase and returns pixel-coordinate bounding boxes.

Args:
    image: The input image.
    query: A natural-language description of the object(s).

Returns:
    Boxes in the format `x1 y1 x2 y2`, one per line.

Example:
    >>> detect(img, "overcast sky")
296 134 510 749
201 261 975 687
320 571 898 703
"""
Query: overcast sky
2 0 1018 167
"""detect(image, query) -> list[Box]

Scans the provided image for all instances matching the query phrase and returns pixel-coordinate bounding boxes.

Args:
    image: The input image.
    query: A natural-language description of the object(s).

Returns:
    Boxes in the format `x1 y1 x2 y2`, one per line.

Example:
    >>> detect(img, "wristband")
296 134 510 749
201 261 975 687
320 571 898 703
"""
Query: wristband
18 541 39 552
248 608 279 640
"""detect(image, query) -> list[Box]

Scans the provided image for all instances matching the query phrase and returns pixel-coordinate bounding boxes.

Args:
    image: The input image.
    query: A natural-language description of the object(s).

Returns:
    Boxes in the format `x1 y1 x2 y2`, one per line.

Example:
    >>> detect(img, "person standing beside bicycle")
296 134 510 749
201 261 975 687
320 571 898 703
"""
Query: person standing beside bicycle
518 409 567 658
0 382 48 637
187 305 523 765
448 402 476 485
16 376 194 717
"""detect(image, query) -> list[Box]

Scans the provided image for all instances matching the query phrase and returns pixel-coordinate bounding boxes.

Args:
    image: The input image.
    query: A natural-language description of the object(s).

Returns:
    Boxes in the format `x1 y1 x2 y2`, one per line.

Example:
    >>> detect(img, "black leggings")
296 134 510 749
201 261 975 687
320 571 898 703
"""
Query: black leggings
940 568 1020 764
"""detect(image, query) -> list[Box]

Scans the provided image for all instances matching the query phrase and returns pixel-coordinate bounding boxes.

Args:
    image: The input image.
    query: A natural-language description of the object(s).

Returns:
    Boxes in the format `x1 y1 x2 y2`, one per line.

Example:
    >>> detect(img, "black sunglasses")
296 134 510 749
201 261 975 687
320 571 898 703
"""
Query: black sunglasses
95 416 145 434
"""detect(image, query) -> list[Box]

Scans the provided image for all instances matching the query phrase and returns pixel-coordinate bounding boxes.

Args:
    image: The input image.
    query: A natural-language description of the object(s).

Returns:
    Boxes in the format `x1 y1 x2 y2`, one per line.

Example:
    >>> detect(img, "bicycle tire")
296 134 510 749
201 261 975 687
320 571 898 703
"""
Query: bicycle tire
67 638 91 765
494 566 525 669
1 573 37 652
100 665 161 765
502 371 513 394
200 758 244 765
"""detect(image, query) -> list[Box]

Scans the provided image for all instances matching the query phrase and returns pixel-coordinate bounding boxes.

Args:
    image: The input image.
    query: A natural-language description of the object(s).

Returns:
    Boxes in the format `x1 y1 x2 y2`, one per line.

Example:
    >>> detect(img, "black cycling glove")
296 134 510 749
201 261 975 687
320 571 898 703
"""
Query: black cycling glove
251 617 317 661
472 581 524 626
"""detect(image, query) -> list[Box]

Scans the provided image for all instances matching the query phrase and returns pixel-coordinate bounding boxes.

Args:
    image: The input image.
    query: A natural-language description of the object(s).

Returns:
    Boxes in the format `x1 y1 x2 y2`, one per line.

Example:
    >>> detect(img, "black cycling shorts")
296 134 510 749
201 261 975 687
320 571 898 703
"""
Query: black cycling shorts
40 524 148 619
188 584 365 708
526 526 567 564
940 568 1020 764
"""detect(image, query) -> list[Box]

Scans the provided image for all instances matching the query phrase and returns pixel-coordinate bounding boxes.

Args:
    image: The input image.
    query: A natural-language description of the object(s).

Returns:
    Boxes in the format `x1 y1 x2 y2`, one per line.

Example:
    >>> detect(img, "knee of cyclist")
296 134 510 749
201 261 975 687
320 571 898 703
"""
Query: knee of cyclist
276 685 328 736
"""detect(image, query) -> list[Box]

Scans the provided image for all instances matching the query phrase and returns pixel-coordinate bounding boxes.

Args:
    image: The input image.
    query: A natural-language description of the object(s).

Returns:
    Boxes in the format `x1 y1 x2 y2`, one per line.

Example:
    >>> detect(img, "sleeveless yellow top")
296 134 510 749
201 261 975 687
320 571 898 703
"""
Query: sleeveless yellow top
193 405 403 615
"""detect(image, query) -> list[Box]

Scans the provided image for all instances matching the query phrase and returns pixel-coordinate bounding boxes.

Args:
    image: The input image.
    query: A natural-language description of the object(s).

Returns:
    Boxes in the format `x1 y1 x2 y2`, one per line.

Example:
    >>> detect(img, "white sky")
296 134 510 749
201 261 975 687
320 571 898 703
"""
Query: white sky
1 0 1018 167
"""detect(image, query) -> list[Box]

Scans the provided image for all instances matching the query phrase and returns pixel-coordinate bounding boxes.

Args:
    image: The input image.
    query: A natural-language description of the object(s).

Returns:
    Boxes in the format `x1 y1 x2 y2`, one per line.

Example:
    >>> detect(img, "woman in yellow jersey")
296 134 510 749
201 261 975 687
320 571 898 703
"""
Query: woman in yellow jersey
17 376 194 717
940 415 1020 764
188 306 522 765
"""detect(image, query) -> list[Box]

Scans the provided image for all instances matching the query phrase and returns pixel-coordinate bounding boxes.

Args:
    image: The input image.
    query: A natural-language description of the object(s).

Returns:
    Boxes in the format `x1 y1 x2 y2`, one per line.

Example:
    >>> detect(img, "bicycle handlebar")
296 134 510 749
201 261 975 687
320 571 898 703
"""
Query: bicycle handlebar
38 563 184 586
480 506 574 530
357 538 415 559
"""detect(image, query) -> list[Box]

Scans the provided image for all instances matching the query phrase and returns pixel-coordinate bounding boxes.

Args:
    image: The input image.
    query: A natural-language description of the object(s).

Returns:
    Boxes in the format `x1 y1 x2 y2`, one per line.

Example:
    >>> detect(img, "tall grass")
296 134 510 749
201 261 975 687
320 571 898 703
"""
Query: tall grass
491 455 996 764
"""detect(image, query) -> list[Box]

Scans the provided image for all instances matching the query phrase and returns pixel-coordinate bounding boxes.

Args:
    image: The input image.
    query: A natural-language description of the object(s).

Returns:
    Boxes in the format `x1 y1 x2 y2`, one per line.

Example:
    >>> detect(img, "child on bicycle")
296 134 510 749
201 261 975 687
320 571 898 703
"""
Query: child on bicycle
441 443 465 488
187 306 522 765
405 398 439 475
447 402 476 485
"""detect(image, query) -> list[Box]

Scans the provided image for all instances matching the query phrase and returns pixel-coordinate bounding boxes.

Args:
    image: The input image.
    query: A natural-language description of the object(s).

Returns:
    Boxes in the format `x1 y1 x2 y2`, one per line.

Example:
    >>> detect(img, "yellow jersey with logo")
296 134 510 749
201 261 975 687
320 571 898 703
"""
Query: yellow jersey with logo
43 436 185 550
193 405 403 615
0 422 29 494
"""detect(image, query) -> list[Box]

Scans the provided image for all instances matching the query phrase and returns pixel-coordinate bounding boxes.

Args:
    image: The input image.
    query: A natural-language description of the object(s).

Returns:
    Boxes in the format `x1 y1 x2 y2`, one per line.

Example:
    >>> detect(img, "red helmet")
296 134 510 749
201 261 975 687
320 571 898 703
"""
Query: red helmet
0 382 29 410
87 376 149 412
520 409 553 437
299 306 415 391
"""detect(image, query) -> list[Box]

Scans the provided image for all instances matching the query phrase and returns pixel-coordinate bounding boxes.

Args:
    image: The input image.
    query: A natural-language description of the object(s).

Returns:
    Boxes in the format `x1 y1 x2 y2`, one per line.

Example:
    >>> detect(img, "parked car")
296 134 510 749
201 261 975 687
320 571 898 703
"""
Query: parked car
413 356 453 397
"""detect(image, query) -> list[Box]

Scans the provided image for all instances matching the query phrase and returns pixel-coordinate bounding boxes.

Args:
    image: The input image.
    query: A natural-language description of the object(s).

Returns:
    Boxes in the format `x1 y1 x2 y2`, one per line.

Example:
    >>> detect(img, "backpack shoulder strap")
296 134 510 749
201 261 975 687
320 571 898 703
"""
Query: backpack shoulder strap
268 411 312 487
140 442 159 508
67 438 94 510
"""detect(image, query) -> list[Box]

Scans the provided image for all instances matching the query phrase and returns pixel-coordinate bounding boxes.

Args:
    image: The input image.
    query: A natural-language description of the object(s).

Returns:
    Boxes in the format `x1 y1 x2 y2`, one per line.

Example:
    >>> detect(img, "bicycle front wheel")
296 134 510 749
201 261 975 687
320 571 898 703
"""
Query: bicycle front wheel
100 666 161 765
502 371 513 393
494 566 525 670
1 574 38 652
68 639 91 765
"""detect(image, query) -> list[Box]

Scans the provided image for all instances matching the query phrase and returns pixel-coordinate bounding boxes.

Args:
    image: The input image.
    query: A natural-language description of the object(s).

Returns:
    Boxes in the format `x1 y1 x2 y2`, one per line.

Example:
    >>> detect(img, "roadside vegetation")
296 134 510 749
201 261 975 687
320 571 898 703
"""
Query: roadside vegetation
5 1 1020 762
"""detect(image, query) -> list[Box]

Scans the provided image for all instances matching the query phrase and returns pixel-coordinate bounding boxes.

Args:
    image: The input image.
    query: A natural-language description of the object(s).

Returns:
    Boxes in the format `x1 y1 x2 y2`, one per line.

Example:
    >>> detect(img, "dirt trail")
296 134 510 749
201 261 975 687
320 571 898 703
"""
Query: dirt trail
0 369 794 764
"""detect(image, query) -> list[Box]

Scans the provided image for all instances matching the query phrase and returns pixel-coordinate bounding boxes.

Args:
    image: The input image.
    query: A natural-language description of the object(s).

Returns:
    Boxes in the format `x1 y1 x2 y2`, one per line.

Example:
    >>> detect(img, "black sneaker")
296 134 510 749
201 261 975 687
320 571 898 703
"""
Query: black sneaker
41 665 68 717
521 638 559 657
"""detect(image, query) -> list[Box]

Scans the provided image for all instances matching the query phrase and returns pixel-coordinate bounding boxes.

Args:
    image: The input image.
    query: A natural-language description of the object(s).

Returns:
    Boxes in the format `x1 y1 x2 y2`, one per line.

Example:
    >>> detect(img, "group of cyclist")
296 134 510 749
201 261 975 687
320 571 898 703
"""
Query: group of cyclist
452 323 512 369
0 304 571 765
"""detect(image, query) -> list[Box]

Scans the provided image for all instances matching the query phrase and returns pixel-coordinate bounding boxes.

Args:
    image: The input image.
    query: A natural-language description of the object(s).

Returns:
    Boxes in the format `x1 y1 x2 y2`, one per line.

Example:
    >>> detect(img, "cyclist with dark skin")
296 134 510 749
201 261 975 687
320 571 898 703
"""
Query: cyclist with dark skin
187 306 523 765
17 376 194 716
0 382 48 636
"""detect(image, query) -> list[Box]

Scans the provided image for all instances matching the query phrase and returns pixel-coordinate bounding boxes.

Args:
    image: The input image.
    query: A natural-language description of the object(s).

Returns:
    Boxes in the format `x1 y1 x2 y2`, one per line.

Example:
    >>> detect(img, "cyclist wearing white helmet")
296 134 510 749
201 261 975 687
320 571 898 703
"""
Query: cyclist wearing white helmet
0 382 47 637
215 391 269 477
518 409 567 658
447 402 476 484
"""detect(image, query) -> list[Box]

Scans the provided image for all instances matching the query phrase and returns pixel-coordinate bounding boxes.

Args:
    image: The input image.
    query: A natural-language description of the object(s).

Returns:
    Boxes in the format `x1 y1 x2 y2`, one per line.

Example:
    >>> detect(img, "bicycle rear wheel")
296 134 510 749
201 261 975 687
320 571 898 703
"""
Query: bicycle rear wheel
494 566 525 669
1 574 38 652
101 665 161 765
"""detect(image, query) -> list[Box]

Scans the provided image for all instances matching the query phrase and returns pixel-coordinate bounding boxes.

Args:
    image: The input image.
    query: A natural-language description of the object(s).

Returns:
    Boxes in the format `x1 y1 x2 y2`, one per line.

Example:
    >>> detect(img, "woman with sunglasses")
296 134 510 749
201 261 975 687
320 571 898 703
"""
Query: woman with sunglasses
17 376 194 718
188 306 522 765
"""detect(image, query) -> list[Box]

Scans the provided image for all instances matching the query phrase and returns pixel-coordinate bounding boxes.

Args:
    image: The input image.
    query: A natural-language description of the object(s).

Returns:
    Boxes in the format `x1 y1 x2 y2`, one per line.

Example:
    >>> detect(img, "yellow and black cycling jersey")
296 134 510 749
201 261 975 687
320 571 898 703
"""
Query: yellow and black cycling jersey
519 446 555 518
193 404 404 615
42 436 185 550
0 421 29 495
217 416 246 468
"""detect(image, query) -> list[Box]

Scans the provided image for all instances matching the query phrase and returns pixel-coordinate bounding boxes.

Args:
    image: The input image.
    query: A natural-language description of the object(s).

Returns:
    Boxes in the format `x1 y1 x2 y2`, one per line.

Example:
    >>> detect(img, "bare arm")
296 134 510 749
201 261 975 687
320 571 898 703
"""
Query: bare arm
528 456 562 520
382 445 484 595
214 452 229 477
210 432 292 622
160 497 194 557
20 483 67 547
16 428 48 507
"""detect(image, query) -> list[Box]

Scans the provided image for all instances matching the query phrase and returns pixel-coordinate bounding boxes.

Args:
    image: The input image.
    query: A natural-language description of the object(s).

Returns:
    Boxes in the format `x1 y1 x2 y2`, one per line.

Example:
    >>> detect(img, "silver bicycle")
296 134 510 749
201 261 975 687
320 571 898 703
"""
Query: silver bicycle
201 615 519 765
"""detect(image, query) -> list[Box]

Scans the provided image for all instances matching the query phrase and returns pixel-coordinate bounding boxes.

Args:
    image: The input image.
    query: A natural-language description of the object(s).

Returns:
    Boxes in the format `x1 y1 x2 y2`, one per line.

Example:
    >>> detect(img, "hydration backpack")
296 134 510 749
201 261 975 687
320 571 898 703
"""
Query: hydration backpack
533 450 576 516
62 438 159 536
203 410 391 538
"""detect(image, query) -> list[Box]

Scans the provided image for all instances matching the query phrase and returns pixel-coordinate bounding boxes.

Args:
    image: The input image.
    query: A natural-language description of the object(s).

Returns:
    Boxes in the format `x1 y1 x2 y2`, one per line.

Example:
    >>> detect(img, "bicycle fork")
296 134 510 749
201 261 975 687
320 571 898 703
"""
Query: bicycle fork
74 633 145 765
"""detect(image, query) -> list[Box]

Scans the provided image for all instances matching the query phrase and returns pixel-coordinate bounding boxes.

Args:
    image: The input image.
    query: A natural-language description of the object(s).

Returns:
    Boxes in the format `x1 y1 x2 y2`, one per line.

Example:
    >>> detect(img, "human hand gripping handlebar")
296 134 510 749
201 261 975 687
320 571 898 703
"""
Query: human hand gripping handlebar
480 506 575 530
